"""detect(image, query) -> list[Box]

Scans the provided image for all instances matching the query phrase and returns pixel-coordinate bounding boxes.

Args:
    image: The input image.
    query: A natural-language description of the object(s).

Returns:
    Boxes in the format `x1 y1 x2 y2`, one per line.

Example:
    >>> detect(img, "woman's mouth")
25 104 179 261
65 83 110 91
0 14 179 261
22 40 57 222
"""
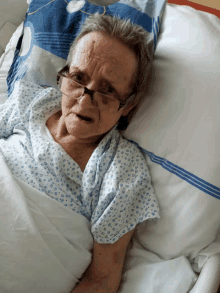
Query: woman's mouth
76 114 93 123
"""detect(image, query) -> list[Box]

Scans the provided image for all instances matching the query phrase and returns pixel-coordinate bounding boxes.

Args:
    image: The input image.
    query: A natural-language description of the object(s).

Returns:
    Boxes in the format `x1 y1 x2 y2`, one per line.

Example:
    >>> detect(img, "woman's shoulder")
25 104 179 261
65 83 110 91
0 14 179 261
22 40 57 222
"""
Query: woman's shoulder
115 129 143 155
12 80 60 113
108 129 147 173
9 80 45 106
13 80 45 93
97 127 145 169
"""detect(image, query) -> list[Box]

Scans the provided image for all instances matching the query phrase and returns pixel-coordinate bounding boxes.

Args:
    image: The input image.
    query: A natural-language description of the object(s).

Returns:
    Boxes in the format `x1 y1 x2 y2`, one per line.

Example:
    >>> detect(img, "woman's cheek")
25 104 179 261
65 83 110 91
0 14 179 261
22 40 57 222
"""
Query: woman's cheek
62 96 73 112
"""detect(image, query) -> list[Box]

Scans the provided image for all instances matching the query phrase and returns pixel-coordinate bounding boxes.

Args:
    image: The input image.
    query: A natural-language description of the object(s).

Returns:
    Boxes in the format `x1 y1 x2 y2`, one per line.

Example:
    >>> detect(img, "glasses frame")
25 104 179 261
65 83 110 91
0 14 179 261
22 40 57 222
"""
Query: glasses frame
56 64 136 111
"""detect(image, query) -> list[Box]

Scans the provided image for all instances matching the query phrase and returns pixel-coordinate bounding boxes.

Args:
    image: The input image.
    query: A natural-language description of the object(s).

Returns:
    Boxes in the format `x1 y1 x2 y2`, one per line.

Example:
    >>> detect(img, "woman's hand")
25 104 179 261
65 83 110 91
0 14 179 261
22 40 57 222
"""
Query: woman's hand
71 229 134 293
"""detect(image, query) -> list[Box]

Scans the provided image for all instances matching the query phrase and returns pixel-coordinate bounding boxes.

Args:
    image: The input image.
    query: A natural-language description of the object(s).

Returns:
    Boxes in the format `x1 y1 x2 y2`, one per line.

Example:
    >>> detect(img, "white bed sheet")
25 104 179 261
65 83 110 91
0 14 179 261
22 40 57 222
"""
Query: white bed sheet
0 151 93 293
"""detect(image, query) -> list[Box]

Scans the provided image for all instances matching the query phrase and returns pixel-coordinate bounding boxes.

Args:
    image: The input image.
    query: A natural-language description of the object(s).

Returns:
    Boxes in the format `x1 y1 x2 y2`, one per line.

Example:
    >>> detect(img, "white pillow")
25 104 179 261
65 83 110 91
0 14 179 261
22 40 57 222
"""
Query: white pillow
0 0 28 101
0 22 24 103
0 22 18 52
123 3 220 273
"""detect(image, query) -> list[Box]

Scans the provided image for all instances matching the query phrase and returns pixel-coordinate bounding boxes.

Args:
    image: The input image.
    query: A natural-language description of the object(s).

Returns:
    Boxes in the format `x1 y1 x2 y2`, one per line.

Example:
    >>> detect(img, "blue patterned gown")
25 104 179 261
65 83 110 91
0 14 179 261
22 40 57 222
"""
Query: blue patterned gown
0 80 160 243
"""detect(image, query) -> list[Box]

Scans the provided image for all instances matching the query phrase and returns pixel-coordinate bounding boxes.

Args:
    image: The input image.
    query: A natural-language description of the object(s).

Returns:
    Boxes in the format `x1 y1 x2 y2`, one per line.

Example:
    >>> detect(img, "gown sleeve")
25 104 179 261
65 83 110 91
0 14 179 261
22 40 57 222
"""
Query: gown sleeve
90 136 160 244
0 80 46 138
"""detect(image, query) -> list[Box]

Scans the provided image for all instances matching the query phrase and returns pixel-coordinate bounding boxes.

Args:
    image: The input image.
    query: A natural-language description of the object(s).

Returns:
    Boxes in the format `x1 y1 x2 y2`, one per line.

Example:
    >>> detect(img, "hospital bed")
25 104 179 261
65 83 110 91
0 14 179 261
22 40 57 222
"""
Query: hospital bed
0 0 219 292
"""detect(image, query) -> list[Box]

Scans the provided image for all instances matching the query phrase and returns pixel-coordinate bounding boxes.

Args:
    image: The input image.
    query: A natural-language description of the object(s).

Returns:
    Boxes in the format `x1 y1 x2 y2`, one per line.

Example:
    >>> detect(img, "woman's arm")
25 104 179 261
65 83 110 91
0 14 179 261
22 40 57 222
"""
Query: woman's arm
71 229 134 293
0 94 18 138
0 81 43 138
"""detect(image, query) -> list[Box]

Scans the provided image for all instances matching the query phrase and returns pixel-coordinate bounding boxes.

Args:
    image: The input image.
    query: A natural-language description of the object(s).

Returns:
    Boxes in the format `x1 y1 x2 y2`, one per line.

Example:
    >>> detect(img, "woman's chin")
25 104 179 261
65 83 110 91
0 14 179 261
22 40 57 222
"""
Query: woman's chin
65 114 97 138
64 113 113 143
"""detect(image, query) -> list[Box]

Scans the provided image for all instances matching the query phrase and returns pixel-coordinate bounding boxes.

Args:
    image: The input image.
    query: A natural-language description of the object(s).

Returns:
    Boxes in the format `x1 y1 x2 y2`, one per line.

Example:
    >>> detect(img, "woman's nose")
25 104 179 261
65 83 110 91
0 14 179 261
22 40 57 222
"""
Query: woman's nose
78 89 98 108
78 80 99 107
84 87 95 100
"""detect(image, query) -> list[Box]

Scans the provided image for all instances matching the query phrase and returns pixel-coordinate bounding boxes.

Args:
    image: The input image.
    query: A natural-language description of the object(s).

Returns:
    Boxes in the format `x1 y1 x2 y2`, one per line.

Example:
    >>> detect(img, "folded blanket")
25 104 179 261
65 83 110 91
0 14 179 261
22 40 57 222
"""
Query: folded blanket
0 151 93 293
118 240 198 293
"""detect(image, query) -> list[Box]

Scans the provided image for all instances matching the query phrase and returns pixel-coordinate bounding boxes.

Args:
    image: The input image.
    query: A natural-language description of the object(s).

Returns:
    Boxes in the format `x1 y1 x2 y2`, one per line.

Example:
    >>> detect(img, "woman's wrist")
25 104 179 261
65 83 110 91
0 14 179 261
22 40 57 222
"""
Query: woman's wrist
71 276 118 293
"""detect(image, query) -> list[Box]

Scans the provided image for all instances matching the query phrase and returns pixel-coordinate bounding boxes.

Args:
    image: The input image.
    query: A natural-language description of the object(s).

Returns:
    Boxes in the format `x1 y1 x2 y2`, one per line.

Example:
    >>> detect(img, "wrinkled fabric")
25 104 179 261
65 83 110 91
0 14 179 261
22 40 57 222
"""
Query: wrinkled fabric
0 80 159 243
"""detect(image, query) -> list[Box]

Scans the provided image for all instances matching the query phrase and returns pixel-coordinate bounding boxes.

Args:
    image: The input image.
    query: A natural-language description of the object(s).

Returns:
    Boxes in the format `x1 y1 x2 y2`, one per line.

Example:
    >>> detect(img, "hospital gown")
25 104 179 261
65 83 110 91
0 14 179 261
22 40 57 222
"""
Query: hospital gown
0 80 160 243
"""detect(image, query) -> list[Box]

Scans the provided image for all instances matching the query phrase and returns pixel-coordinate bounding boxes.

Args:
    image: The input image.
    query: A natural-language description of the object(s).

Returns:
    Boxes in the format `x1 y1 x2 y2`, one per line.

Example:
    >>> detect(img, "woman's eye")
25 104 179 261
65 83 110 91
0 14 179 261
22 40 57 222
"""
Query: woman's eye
72 74 83 83
105 86 115 95
68 72 83 83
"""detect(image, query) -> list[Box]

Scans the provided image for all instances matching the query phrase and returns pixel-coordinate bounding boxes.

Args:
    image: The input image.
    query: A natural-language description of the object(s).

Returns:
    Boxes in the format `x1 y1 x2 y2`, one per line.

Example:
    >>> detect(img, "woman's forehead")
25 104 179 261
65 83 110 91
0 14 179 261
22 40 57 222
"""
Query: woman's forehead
74 32 116 56
71 50 125 75
70 32 137 83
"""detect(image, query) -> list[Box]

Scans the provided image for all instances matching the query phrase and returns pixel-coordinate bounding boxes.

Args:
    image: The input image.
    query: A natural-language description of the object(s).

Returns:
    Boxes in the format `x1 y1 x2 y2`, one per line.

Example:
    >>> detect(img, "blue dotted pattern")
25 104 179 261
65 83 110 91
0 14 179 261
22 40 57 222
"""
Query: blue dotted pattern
0 80 160 243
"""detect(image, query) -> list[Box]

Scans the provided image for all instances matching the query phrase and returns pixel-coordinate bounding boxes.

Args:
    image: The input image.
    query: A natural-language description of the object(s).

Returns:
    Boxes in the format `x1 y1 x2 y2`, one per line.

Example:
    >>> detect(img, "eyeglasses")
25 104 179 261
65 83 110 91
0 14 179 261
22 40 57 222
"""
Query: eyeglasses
57 71 135 112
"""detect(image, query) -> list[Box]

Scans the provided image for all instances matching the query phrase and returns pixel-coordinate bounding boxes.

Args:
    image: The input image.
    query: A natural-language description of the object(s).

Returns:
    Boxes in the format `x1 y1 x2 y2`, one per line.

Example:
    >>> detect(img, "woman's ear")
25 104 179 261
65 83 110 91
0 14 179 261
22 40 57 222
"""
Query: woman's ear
118 102 138 131
121 98 139 117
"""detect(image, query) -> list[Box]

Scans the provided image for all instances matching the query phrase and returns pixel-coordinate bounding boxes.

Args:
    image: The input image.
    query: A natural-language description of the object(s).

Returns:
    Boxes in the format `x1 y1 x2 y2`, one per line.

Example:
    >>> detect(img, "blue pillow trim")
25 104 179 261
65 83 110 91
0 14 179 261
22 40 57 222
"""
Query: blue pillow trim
26 2 153 59
128 139 220 200
22 22 35 61
7 35 26 97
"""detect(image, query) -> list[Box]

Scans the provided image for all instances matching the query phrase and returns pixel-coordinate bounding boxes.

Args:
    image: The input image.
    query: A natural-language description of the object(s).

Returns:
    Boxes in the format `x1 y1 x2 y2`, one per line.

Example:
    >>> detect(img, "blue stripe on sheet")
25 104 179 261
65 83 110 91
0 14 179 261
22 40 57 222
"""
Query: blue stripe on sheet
128 139 220 200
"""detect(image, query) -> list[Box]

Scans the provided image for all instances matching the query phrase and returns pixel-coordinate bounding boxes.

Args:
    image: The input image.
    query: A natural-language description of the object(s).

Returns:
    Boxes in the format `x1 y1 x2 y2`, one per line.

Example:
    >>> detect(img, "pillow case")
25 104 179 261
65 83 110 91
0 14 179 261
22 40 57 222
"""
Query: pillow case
122 3 220 273
0 22 18 55
7 0 167 96
0 23 24 104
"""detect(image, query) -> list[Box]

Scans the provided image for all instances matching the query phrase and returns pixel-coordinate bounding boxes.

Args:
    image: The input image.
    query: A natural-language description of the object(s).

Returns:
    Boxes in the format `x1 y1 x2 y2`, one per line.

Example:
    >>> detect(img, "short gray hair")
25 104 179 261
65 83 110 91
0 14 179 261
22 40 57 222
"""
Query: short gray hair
66 13 154 105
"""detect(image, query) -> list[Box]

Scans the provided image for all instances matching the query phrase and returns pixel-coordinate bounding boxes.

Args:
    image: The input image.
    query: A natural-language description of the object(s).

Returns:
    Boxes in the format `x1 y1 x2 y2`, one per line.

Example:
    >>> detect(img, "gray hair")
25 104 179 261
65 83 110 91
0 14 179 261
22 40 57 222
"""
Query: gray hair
66 12 154 106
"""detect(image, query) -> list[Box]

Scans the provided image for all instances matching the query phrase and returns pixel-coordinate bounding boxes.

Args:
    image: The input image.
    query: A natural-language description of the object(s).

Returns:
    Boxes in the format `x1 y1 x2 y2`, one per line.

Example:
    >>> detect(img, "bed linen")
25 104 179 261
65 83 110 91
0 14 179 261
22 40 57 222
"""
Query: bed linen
0 150 198 293
1 1 220 292
119 3 220 292
0 150 93 293
123 2 220 271
0 23 24 104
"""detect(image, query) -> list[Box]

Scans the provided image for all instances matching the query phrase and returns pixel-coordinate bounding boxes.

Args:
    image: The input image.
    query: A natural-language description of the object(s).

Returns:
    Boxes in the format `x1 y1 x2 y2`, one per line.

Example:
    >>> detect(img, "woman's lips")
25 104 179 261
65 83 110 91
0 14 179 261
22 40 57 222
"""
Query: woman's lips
76 114 93 123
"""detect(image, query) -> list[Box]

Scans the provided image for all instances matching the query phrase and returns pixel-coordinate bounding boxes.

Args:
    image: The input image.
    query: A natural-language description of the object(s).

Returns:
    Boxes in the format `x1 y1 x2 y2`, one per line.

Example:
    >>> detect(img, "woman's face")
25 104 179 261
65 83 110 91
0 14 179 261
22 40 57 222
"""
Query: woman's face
61 31 138 144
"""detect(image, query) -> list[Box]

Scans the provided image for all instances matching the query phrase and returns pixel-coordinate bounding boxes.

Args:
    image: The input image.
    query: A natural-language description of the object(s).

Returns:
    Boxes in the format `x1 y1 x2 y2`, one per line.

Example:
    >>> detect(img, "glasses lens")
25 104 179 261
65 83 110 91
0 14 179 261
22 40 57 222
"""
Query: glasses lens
59 75 121 111
95 93 120 111
59 76 83 97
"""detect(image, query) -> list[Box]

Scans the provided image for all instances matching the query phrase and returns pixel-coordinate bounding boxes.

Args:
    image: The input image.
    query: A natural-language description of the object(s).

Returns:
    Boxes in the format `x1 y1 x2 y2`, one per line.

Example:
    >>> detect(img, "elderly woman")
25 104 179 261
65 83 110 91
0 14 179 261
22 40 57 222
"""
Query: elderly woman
0 13 159 293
